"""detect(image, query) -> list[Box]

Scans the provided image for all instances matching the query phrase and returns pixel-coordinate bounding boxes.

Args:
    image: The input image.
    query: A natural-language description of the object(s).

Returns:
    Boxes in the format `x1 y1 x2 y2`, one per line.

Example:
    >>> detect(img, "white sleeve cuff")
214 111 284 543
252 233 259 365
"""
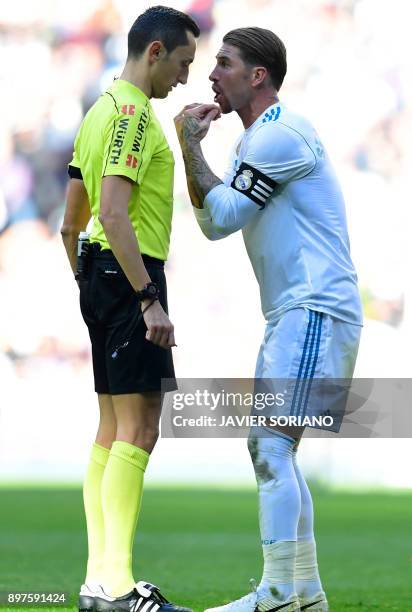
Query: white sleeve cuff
193 206 213 222
192 198 228 241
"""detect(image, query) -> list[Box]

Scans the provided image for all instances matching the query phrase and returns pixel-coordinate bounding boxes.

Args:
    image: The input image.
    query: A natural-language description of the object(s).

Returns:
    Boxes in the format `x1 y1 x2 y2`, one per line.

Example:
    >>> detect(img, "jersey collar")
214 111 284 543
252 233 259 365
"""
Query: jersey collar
109 78 150 104
246 101 284 132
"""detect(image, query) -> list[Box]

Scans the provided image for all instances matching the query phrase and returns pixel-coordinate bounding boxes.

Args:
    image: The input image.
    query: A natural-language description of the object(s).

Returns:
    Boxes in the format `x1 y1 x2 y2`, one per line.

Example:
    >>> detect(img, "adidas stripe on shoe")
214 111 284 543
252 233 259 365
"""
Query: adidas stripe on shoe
94 580 192 612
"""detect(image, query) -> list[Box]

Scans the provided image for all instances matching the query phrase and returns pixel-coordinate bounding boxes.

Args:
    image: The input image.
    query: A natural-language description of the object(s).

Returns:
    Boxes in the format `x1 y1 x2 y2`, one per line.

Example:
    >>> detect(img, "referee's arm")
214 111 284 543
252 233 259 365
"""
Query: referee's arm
99 175 176 349
98 175 151 292
61 177 91 276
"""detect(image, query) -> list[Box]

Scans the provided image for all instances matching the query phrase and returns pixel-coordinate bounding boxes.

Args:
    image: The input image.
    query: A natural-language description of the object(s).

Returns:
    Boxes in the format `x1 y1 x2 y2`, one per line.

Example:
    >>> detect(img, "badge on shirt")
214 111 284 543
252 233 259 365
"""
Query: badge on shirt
231 163 277 209
234 169 253 191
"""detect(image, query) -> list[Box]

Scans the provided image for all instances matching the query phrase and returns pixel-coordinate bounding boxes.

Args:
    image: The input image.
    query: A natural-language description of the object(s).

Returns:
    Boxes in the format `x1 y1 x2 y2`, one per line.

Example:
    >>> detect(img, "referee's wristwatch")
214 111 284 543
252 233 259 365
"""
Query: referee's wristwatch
136 281 160 301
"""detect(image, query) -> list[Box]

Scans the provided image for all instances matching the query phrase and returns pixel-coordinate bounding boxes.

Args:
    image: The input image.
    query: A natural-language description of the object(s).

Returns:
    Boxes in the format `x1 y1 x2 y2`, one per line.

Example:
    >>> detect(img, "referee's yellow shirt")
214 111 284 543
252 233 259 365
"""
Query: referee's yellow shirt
69 79 175 261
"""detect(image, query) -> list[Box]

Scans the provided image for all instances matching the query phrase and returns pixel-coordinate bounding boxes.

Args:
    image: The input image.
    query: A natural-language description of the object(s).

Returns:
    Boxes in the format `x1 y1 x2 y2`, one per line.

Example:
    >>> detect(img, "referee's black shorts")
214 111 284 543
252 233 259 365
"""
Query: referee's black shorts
79 245 176 395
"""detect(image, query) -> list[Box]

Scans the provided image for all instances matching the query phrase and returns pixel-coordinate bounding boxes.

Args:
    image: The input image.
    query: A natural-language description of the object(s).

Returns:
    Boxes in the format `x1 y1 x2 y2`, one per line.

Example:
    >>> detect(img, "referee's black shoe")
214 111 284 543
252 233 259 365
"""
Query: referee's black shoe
94 581 192 612
79 583 104 611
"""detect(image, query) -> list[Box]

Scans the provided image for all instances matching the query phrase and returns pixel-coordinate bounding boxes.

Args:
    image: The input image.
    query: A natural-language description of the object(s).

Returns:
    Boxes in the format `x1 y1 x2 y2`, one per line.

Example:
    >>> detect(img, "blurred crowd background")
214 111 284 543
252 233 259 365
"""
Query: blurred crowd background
1 0 411 486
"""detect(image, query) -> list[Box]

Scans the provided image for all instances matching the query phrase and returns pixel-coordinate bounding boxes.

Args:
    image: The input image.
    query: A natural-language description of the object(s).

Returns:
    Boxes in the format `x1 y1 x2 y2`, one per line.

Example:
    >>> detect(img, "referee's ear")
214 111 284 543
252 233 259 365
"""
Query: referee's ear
148 40 166 64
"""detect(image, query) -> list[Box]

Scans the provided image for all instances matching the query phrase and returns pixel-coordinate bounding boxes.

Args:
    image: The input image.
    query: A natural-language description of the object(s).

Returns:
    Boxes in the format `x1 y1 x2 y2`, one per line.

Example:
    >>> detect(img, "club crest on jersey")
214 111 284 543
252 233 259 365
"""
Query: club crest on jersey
231 162 277 209
234 169 253 191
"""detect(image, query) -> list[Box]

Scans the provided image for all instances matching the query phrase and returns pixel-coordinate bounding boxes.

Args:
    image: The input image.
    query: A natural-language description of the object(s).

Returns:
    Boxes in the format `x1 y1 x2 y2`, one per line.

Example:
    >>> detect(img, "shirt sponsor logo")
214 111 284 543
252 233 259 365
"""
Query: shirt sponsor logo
121 104 135 115
126 154 138 168
132 107 149 154
110 117 129 165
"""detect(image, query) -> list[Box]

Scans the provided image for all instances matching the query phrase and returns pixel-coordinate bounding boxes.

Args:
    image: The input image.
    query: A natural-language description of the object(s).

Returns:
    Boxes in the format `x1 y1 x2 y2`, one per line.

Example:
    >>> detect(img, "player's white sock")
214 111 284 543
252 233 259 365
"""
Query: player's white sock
293 448 324 599
248 428 300 600
259 540 297 601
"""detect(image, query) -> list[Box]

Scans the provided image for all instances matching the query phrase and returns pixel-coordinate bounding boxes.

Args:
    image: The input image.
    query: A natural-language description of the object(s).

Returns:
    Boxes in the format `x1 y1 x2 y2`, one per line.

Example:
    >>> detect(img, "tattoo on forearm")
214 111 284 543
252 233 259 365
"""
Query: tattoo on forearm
182 115 205 142
182 116 222 208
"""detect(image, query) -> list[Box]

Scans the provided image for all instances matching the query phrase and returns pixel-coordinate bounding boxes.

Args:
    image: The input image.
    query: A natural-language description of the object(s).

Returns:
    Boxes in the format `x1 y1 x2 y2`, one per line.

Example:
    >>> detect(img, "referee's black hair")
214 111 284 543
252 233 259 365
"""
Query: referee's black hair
127 5 200 59
223 27 287 91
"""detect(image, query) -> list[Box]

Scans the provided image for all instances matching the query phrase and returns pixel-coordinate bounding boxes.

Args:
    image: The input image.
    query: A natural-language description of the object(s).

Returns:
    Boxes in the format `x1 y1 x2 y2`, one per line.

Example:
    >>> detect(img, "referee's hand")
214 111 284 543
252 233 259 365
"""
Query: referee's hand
142 300 176 349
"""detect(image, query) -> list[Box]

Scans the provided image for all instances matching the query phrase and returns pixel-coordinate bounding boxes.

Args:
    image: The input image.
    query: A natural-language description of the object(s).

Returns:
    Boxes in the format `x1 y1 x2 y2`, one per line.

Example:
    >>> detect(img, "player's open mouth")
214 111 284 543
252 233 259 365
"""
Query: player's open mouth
214 92 224 104
212 86 223 104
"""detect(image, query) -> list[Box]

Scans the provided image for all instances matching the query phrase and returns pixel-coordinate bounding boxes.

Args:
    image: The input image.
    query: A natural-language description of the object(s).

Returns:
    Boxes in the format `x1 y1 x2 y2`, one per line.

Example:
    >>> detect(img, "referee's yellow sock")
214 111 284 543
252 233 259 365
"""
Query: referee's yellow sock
101 441 149 597
83 442 110 585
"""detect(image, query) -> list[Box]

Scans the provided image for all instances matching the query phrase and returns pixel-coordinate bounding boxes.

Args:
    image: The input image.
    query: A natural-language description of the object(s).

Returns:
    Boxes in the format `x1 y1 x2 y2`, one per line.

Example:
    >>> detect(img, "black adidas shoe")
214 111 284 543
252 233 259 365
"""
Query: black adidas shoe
79 583 105 611
94 580 192 612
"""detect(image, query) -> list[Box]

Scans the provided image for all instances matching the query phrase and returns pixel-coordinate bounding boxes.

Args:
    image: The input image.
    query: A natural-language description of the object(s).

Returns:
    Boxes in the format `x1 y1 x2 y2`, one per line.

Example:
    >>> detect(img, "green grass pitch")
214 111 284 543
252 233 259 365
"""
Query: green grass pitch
0 486 411 611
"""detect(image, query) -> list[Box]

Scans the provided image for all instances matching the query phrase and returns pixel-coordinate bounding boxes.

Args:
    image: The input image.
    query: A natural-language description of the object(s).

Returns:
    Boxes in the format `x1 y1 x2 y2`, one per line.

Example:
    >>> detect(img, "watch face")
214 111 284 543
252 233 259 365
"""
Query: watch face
137 283 159 300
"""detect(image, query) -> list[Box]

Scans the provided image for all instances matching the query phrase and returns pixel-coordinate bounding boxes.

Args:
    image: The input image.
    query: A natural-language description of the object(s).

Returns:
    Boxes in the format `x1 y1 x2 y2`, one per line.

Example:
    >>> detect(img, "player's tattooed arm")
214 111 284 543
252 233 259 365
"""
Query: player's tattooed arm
175 106 222 209
181 136 222 209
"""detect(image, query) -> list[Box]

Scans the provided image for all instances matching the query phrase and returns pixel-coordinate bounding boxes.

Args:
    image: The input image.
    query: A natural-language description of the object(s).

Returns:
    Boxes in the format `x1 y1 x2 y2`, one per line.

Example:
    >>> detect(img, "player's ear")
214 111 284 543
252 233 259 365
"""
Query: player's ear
252 66 268 88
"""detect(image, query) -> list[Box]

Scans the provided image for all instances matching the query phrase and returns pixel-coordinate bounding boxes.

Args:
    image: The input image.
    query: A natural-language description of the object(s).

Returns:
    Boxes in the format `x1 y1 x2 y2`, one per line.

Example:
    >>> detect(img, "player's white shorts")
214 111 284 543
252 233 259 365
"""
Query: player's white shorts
255 308 361 424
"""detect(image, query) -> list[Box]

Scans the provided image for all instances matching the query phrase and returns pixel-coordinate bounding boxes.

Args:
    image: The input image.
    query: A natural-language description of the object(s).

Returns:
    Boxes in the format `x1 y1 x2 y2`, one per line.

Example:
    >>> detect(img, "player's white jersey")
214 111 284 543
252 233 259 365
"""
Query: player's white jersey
196 102 362 326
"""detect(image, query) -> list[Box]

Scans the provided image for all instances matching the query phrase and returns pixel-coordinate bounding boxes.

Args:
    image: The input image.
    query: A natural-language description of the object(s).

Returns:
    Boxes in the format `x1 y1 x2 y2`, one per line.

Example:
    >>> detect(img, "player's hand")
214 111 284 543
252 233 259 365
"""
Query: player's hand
142 299 176 349
174 103 221 146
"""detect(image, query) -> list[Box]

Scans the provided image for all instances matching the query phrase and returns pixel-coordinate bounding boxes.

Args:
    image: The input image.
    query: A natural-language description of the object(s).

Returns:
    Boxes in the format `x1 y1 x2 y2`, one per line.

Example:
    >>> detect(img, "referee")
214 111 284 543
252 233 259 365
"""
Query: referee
61 7 199 612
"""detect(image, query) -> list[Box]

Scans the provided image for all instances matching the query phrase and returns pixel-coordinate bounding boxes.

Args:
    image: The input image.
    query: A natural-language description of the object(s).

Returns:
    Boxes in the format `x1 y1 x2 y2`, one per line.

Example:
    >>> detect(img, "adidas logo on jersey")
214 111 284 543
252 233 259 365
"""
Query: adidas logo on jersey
262 106 281 123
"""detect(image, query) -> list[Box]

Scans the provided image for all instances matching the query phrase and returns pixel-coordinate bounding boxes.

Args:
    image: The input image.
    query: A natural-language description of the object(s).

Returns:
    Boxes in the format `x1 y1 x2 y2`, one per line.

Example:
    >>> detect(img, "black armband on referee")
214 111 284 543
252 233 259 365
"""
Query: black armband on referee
68 164 83 180
231 162 277 209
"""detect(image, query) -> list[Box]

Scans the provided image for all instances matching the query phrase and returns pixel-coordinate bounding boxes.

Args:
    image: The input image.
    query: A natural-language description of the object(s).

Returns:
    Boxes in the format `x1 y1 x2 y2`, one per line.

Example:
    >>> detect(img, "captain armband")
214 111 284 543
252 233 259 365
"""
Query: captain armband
231 162 277 209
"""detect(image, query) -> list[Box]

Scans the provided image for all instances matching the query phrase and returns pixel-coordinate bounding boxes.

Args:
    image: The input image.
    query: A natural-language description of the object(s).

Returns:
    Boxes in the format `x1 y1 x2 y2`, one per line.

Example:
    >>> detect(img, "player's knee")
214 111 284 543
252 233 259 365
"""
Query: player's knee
247 434 259 464
247 434 272 484
248 429 295 486
248 437 276 486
